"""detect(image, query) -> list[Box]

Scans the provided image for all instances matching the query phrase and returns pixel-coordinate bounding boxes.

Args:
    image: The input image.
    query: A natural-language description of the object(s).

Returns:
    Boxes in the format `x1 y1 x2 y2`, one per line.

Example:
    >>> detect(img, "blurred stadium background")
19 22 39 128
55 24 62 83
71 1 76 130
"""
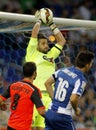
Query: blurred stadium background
0 0 96 130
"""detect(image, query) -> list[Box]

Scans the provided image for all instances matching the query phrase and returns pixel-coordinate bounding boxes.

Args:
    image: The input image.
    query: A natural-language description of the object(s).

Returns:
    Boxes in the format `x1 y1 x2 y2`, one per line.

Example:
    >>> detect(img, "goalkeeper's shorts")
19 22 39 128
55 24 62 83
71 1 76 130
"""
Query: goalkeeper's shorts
32 92 51 128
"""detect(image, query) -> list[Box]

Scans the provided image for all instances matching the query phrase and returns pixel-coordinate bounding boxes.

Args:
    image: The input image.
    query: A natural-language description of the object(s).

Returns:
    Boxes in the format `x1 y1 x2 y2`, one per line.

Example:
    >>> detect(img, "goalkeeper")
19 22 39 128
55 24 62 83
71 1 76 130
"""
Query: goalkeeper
25 9 66 130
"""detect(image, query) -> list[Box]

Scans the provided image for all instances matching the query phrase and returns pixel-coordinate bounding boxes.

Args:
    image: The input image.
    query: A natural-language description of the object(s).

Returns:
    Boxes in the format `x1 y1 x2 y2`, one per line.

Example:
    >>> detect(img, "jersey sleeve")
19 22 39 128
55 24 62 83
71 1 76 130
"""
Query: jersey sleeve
31 89 45 109
47 43 63 59
72 79 86 96
52 69 60 81
0 85 10 100
25 37 38 61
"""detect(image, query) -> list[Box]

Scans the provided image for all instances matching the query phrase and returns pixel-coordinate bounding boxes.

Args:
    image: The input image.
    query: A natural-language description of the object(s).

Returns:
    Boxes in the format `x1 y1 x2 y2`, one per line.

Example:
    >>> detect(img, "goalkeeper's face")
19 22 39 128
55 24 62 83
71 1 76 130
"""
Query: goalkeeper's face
38 39 49 54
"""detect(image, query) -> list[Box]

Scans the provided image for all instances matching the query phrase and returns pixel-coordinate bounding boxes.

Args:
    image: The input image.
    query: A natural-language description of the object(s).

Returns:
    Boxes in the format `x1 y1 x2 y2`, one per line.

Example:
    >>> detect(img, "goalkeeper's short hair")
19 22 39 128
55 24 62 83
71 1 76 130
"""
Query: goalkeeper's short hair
38 33 47 40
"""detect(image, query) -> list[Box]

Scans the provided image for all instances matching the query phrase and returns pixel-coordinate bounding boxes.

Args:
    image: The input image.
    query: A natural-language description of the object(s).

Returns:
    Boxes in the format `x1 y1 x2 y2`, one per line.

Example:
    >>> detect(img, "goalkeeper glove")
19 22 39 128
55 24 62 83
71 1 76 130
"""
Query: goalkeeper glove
45 13 60 35
34 10 42 24
49 22 60 35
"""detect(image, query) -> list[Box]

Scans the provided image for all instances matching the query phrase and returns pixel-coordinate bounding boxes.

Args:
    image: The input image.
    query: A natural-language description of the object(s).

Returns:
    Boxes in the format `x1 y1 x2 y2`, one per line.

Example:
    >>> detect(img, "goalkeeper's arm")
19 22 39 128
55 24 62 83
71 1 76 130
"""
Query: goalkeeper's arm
49 22 66 47
31 10 41 38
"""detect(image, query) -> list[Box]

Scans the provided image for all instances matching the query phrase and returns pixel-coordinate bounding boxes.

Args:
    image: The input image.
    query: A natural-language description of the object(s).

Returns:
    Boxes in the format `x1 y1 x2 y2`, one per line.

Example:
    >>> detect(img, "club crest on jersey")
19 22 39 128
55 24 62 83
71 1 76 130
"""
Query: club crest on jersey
43 55 54 63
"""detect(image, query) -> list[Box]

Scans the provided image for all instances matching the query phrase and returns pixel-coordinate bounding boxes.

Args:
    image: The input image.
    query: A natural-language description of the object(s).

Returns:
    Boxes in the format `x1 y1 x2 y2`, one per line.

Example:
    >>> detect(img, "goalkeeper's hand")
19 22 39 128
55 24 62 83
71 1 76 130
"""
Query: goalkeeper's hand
47 20 60 35
34 10 42 23
45 15 53 26
45 16 57 32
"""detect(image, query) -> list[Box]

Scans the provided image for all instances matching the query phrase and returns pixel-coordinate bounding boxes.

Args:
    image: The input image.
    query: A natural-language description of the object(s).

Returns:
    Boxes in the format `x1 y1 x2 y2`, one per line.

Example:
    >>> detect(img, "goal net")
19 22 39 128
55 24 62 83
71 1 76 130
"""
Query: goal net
0 12 96 130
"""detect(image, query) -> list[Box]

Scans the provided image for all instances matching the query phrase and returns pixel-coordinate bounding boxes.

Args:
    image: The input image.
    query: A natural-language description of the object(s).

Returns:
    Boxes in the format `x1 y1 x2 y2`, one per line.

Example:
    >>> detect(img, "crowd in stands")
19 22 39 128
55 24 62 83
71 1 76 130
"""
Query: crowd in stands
0 0 96 129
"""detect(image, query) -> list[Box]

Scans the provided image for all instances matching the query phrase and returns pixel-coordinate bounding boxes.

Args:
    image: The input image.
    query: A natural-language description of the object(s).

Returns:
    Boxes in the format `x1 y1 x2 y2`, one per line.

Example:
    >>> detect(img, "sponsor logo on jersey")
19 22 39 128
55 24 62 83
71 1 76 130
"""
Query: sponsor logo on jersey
43 56 54 63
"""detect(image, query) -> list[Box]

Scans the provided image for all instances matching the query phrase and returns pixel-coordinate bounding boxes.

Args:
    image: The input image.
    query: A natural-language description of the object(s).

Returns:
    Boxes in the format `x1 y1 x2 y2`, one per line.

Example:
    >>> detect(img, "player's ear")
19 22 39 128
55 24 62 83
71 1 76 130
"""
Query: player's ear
33 71 37 80
85 63 91 72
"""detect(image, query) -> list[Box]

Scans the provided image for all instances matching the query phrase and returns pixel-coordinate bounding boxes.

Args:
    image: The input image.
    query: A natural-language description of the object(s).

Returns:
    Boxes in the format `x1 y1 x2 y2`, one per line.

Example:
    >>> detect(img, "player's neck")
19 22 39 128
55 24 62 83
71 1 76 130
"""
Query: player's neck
23 77 34 83
76 67 85 73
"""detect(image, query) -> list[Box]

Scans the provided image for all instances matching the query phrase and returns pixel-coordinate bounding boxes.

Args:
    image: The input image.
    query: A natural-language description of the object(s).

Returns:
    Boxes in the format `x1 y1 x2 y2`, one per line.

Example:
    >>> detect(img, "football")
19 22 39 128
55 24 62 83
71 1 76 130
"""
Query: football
40 8 53 24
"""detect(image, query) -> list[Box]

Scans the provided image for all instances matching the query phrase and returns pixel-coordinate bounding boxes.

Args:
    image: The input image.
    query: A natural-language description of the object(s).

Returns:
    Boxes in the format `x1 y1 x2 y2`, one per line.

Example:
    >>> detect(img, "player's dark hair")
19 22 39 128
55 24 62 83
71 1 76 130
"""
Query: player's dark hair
23 62 36 77
38 33 47 40
75 51 94 68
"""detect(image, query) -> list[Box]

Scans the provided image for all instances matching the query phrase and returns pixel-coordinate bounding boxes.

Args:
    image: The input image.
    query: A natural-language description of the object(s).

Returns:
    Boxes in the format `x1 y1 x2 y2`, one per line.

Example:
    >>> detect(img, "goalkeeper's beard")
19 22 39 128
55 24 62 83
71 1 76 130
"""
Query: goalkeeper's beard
38 48 49 54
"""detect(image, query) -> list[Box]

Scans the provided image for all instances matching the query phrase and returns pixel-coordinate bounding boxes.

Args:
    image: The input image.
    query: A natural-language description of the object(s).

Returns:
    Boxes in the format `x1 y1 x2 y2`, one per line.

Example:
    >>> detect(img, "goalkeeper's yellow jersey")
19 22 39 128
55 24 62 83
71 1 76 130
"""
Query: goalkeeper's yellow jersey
25 37 63 91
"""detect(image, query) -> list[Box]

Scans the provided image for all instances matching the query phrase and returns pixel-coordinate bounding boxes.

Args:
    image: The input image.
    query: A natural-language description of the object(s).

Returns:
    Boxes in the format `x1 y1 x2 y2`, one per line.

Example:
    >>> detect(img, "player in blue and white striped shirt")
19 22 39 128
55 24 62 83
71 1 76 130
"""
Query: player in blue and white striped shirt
44 51 94 130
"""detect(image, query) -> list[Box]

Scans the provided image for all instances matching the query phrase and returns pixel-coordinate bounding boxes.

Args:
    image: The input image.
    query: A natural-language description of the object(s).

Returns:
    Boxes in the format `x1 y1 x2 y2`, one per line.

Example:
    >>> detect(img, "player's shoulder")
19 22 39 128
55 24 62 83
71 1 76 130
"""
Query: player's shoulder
29 37 38 44
31 84 42 97
29 37 38 45
70 67 87 82
49 43 63 51
30 83 41 93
